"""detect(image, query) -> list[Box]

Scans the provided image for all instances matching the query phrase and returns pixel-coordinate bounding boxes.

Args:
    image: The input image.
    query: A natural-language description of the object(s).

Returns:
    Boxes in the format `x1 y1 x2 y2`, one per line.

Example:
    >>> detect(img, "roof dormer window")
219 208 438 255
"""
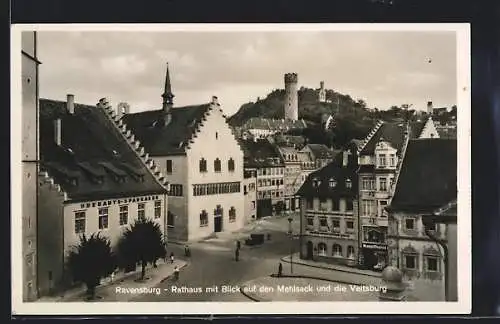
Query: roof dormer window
346 178 352 189
313 178 321 188
329 178 337 188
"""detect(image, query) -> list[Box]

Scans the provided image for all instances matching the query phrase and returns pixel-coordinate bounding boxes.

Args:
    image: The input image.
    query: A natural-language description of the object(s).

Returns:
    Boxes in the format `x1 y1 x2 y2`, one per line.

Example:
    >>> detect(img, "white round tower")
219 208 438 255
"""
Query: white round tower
284 73 298 120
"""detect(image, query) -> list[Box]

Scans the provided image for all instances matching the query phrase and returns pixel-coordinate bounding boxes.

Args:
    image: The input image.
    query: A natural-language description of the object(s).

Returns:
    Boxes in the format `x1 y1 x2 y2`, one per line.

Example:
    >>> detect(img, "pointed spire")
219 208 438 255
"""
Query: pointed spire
162 62 174 109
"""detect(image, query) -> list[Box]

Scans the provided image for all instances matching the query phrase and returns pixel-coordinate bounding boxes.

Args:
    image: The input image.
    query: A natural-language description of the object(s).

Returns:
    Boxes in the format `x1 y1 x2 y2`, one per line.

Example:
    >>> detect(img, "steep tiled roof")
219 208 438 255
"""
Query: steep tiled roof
240 139 285 168
358 121 424 155
306 144 336 159
388 139 457 213
39 99 167 202
122 105 211 156
297 150 358 199
273 134 306 147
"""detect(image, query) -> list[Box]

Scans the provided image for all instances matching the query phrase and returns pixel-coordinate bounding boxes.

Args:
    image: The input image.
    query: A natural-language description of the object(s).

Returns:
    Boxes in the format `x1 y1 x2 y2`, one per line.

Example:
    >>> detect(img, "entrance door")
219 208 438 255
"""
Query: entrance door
306 241 314 260
214 205 223 233
363 249 378 268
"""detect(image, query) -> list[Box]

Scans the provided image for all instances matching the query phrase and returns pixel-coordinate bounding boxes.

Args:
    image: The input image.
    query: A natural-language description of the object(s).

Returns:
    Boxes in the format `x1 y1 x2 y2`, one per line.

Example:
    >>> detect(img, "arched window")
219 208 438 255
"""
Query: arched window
329 178 337 188
228 158 235 172
332 244 342 257
317 242 327 256
199 158 207 172
347 246 355 259
214 158 221 172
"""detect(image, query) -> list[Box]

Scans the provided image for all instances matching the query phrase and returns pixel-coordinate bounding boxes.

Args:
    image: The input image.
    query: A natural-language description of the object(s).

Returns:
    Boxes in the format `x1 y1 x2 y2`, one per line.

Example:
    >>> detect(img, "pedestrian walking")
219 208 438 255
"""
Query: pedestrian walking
173 265 180 281
278 262 283 277
170 252 175 264
184 245 191 257
236 240 241 250
235 248 240 262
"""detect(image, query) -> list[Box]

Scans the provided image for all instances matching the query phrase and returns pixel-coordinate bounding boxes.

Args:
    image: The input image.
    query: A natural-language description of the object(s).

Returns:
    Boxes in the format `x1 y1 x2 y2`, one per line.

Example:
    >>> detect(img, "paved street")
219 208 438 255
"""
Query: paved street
131 215 383 302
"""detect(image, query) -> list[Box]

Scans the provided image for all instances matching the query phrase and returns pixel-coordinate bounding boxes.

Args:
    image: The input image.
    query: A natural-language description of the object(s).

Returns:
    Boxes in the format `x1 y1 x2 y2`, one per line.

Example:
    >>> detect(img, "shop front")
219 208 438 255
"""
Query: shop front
360 242 388 271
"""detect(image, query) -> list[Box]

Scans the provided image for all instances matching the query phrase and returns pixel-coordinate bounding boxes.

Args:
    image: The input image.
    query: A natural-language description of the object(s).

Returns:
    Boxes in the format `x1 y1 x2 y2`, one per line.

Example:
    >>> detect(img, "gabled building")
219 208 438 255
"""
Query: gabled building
355 118 439 270
240 138 285 218
37 95 169 297
386 139 456 300
300 144 337 169
297 149 359 265
122 64 245 242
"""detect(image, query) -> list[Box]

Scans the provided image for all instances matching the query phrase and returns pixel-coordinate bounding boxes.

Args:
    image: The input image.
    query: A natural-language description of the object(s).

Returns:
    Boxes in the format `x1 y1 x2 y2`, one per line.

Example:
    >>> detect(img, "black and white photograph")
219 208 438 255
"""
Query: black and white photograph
11 24 471 315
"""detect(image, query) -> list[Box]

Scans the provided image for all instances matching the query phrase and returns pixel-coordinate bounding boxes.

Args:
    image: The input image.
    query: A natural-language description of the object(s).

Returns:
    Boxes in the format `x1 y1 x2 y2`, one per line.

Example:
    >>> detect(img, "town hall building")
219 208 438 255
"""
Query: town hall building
122 63 245 242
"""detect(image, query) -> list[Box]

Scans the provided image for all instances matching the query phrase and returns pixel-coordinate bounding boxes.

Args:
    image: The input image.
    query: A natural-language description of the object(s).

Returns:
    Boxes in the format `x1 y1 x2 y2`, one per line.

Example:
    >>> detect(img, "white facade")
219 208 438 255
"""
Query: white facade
63 195 167 252
318 81 326 103
154 104 245 242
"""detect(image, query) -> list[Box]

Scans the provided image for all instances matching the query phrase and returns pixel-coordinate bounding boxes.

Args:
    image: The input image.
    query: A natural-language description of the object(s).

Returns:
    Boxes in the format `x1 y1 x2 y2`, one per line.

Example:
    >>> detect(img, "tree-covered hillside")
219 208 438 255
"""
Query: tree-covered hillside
227 87 371 126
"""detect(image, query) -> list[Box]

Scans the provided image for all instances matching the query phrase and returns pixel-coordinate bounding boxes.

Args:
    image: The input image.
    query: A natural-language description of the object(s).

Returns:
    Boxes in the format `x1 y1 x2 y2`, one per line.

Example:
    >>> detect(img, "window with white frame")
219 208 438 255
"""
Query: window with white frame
379 178 387 191
319 217 328 229
98 207 108 230
390 154 396 167
378 154 387 167
404 255 417 269
137 203 146 220
306 217 314 228
154 200 162 219
318 243 327 256
74 211 86 234
332 244 342 257
119 205 128 226
347 246 356 259
426 256 439 272
405 218 416 230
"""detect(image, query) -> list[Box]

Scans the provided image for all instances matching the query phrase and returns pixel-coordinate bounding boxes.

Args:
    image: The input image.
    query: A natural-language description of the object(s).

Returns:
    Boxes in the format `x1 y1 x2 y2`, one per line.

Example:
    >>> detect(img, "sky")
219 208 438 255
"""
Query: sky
37 29 458 116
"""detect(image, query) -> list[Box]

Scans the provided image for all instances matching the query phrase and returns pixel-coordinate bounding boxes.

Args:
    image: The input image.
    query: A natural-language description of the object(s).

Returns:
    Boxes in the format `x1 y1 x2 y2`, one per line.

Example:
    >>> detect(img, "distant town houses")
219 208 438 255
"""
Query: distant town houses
241 117 307 139
37 96 169 297
122 64 245 242
240 138 285 218
386 139 456 297
297 148 359 266
296 116 445 272
355 117 439 270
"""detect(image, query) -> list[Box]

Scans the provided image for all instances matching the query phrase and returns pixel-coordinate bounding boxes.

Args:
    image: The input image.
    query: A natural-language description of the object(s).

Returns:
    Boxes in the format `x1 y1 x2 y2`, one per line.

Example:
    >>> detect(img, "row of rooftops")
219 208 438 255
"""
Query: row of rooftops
39 93 226 202
297 118 457 214
241 117 308 131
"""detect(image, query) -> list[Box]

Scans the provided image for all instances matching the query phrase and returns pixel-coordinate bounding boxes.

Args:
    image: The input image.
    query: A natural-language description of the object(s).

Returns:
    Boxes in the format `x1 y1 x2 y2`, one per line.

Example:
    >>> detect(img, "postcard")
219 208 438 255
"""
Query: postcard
11 23 471 315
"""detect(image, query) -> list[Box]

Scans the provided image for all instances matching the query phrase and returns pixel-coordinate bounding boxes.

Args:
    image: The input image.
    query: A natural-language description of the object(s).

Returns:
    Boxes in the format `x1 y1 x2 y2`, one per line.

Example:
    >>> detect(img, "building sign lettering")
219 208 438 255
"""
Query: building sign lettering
362 242 387 251
80 195 160 209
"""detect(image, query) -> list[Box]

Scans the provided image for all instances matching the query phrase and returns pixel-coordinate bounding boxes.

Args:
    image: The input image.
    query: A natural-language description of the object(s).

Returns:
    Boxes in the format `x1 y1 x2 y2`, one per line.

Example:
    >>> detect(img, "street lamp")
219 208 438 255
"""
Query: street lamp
288 216 294 274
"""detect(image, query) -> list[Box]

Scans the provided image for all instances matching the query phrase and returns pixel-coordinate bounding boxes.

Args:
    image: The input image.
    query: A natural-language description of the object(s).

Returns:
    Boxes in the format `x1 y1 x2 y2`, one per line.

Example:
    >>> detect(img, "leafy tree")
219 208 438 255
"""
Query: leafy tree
116 216 166 281
66 233 116 300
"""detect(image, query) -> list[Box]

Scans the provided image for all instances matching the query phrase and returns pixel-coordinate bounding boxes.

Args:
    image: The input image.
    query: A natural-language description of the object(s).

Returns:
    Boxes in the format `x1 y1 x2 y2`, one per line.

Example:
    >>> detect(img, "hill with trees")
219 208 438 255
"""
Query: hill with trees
227 86 455 149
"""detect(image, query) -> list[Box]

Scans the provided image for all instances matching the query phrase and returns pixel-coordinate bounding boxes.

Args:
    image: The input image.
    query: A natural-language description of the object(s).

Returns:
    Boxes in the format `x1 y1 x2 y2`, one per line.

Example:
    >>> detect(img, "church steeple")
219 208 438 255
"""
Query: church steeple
160 62 174 127
162 62 174 110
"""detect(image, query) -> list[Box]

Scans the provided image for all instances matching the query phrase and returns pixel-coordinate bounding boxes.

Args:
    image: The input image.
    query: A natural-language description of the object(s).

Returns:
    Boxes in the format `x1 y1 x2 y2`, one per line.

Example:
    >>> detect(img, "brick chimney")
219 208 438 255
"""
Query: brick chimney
54 118 62 146
67 94 75 114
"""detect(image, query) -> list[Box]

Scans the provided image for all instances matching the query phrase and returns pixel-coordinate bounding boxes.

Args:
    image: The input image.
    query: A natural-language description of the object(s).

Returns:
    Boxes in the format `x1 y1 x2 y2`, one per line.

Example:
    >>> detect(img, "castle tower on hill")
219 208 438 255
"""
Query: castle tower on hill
284 73 298 121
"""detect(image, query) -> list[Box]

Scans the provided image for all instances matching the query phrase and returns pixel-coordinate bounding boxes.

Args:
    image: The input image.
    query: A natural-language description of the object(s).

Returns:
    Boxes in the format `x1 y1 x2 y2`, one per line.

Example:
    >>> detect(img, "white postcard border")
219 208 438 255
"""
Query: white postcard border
11 23 471 315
